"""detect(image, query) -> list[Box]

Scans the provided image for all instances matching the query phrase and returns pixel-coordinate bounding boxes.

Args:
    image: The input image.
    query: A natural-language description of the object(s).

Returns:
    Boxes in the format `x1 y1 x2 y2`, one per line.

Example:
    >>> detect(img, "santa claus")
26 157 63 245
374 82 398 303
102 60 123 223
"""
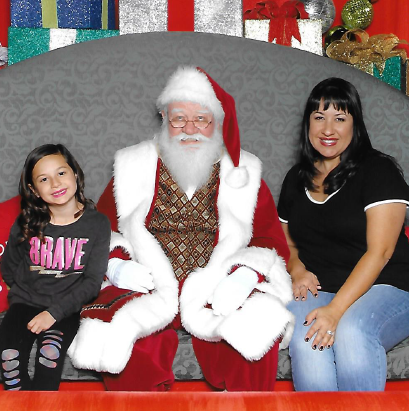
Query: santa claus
68 66 294 391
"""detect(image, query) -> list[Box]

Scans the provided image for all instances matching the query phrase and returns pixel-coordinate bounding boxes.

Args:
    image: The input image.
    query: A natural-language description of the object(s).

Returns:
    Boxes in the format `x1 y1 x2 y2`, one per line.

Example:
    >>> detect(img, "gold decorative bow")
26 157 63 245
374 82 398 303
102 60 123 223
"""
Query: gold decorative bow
326 29 408 75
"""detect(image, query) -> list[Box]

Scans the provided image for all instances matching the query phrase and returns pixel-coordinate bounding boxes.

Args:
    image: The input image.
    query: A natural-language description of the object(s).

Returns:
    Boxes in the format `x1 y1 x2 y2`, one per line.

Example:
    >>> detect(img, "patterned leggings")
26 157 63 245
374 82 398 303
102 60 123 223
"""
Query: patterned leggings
0 303 79 391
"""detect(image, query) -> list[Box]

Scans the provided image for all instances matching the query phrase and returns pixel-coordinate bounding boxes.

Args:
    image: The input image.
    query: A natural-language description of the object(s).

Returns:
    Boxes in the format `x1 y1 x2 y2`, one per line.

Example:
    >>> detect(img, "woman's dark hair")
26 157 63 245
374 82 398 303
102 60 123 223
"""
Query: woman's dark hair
298 77 373 193
18 144 95 241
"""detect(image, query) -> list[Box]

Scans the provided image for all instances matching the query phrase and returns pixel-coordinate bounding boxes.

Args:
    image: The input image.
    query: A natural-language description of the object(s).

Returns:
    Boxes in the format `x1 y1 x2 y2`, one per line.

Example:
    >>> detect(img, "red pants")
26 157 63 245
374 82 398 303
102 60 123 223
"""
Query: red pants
102 329 279 391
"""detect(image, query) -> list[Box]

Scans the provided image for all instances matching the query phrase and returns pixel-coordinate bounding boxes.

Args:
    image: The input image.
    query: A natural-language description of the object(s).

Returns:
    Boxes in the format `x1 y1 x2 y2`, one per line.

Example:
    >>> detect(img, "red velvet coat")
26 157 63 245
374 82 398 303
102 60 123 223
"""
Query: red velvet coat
69 141 294 374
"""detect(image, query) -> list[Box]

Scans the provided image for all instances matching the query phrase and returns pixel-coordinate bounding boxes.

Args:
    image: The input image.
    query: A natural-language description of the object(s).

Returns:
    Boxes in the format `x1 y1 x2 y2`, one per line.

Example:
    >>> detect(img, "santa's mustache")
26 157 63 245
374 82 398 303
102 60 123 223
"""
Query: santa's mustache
178 134 208 142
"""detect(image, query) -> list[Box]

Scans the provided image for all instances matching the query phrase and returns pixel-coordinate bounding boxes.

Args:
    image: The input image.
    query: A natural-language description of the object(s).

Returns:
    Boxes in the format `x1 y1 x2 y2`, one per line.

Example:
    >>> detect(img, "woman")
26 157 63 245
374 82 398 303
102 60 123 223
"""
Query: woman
278 77 409 391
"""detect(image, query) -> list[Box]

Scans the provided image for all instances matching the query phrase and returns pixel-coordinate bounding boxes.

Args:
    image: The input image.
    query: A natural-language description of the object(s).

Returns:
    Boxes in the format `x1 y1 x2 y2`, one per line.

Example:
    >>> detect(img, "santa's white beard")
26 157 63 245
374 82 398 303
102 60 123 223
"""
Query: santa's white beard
157 126 223 194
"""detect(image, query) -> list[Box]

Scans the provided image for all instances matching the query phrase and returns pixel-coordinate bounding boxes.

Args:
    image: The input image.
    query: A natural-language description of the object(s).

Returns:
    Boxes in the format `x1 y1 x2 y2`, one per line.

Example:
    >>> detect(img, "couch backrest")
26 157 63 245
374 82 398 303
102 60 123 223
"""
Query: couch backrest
0 32 408 205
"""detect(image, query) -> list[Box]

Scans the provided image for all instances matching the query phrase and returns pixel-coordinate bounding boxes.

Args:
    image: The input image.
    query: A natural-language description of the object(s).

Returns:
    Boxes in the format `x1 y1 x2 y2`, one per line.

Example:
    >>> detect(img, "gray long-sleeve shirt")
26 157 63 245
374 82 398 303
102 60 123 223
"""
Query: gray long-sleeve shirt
1 208 111 322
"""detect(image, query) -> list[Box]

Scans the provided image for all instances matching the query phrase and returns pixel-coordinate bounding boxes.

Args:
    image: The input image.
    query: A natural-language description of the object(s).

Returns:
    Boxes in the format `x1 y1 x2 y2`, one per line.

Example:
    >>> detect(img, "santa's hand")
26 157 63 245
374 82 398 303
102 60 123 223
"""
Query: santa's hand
210 266 258 316
107 258 155 293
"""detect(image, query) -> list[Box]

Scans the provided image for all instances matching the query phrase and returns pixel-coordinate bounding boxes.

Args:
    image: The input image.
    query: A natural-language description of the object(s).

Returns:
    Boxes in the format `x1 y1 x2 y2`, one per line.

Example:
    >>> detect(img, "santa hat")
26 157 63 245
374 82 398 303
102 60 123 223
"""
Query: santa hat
156 66 248 188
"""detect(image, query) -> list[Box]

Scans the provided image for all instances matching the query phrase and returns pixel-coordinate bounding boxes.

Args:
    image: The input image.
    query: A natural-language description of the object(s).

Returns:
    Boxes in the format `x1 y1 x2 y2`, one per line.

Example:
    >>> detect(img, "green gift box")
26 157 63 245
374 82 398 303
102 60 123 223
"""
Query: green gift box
8 27 119 65
326 30 408 94
373 56 403 91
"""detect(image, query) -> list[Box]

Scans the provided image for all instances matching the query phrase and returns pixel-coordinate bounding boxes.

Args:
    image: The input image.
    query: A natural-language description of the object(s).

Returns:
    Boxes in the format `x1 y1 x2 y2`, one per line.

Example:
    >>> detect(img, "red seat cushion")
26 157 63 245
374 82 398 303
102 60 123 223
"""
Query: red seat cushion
0 195 21 312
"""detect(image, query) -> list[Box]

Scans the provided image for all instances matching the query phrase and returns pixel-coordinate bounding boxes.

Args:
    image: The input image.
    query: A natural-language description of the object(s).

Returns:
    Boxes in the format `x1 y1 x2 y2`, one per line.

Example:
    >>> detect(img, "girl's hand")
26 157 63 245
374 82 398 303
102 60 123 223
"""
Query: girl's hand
303 305 342 350
27 311 56 334
291 268 321 301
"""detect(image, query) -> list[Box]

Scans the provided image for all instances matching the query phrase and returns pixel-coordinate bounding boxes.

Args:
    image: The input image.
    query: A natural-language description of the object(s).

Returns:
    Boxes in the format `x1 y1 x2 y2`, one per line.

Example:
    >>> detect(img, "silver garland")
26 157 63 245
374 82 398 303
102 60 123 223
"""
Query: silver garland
299 0 336 33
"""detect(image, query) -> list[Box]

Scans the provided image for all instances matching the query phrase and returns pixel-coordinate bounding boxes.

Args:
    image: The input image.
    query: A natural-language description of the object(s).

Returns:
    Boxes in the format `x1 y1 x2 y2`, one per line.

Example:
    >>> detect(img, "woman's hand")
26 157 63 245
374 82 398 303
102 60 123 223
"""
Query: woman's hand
280 223 321 301
291 268 321 301
303 304 343 350
27 311 56 334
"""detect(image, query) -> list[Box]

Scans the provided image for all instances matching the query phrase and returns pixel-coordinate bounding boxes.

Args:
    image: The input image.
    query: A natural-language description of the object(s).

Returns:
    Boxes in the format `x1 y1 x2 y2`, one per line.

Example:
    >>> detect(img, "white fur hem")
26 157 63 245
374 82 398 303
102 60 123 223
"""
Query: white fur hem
180 247 294 359
68 285 179 373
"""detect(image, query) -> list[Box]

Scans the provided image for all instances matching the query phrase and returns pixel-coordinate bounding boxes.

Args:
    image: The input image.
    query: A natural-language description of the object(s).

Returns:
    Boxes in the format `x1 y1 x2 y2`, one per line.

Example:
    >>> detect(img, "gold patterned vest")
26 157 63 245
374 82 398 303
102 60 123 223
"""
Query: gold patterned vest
148 160 219 281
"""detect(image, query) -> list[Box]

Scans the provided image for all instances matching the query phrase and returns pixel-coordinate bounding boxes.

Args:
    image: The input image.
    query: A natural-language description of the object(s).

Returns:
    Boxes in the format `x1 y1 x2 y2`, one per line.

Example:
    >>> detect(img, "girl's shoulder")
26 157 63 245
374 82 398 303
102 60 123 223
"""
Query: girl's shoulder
82 206 109 221
81 207 111 231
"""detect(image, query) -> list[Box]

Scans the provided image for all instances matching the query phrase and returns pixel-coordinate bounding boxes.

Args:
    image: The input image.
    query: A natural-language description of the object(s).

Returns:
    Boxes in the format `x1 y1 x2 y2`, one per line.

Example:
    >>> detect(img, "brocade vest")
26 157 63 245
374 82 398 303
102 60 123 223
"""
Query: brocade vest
148 160 219 281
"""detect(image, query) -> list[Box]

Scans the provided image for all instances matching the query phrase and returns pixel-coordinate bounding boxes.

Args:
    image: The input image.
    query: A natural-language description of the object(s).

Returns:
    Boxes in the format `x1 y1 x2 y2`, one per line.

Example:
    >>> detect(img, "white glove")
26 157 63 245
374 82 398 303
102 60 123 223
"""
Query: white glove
209 266 259 316
106 258 155 293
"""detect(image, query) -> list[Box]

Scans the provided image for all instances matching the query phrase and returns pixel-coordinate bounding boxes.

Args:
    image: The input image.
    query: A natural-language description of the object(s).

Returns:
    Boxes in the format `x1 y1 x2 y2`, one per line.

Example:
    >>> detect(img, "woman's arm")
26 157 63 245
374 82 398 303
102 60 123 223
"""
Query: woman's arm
281 222 321 300
304 202 407 349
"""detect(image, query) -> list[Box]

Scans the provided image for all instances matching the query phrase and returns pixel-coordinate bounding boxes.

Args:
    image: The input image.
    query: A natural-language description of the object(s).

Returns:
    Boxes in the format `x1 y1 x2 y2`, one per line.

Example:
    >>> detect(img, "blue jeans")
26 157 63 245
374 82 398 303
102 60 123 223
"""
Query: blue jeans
287 285 409 391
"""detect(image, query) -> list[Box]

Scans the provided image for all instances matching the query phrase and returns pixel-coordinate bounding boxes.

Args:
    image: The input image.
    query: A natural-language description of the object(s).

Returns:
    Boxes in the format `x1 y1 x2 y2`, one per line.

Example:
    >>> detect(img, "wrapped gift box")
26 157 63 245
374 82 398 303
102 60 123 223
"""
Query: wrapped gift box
11 0 116 29
119 0 242 37
8 27 119 65
326 30 408 93
244 18 323 55
373 56 403 91
346 57 406 92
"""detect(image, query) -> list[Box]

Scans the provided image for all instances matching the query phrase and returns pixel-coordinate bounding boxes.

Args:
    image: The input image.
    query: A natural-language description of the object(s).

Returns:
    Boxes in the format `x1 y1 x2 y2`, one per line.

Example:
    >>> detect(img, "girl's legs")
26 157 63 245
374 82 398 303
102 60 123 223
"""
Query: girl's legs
0 304 39 390
334 285 409 391
287 291 338 391
31 312 80 391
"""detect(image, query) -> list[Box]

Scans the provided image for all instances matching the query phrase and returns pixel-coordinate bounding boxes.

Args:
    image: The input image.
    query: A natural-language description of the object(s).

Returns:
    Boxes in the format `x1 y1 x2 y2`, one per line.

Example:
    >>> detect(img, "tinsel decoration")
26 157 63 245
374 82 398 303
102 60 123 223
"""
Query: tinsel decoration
0 44 7 66
341 0 376 30
326 28 407 76
299 0 336 33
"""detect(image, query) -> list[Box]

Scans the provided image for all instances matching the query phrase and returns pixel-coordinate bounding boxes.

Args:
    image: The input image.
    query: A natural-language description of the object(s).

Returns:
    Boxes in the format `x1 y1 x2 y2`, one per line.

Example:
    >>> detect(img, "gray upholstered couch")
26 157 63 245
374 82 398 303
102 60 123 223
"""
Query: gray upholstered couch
0 31 408 384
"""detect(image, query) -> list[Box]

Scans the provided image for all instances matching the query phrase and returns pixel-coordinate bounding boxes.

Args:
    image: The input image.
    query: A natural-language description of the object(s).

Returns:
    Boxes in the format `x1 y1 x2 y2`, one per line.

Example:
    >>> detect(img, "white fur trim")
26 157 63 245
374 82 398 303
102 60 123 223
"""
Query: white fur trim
110 231 135 260
69 142 179 373
180 153 294 359
70 141 294 370
180 246 294 360
157 66 224 122
225 166 249 188
218 293 294 360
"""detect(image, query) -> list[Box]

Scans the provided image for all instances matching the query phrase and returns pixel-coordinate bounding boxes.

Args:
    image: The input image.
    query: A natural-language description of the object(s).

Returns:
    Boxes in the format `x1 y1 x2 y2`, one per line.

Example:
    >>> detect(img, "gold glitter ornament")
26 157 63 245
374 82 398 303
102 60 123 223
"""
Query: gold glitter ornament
324 25 351 51
341 0 374 29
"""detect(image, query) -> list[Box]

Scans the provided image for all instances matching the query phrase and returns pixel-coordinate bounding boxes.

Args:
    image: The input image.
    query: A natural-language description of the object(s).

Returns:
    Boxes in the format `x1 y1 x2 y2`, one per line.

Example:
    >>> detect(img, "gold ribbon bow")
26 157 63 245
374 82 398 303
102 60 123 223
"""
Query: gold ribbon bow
326 29 408 75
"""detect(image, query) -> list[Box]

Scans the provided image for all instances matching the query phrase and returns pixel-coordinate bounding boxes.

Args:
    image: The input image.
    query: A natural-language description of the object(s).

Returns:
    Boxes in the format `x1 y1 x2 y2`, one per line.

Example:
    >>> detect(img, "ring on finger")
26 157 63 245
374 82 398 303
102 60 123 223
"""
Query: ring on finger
326 330 334 336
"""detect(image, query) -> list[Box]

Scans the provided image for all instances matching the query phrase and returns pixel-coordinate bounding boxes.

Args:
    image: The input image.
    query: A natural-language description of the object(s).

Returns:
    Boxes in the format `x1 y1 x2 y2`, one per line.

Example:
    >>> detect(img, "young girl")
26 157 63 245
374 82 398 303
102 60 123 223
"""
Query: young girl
0 144 111 391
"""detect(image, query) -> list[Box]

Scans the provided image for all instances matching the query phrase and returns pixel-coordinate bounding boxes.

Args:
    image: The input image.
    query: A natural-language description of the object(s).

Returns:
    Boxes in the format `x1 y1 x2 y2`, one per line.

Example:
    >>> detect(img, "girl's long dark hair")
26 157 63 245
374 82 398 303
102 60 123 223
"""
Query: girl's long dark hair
18 144 95 242
298 77 373 193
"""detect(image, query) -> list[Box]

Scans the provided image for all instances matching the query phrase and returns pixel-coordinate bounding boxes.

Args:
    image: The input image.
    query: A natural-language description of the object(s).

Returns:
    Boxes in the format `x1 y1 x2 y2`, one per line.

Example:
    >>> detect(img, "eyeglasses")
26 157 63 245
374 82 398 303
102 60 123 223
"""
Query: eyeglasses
169 115 212 130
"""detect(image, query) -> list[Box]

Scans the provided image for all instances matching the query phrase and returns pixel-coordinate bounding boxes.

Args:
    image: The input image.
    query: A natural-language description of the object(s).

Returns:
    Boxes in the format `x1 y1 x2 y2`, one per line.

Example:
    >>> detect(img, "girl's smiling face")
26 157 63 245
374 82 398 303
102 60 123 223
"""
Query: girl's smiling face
30 154 77 210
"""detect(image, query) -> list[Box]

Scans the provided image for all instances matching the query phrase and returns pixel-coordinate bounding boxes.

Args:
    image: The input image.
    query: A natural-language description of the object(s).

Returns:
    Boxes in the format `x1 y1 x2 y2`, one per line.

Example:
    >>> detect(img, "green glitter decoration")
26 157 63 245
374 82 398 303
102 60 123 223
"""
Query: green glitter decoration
373 56 402 91
8 27 50 65
342 0 373 29
76 29 118 43
8 27 119 65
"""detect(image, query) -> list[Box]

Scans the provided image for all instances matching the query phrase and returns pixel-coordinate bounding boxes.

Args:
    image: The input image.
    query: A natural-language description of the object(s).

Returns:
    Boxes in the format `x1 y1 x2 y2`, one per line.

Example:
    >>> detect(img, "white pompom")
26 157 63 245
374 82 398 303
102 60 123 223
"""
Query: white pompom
225 166 249 188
